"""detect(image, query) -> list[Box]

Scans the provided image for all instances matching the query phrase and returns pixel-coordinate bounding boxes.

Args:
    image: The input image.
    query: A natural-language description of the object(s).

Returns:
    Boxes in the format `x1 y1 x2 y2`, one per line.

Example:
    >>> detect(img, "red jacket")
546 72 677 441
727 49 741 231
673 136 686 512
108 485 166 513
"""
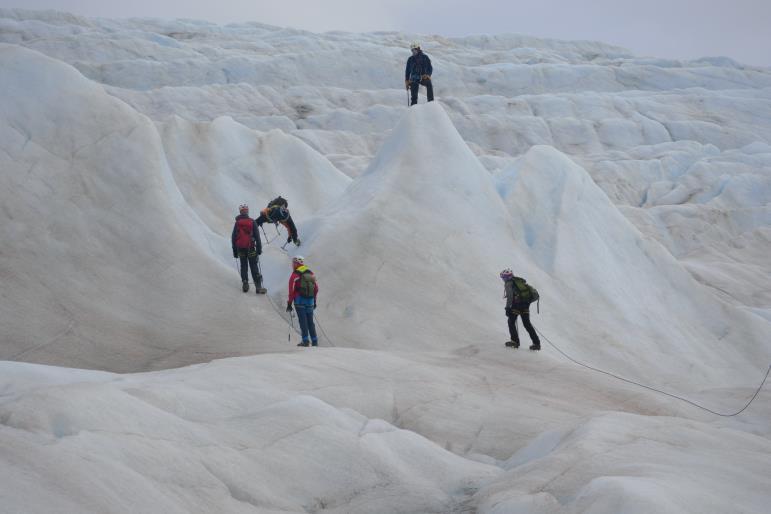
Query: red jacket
288 265 318 303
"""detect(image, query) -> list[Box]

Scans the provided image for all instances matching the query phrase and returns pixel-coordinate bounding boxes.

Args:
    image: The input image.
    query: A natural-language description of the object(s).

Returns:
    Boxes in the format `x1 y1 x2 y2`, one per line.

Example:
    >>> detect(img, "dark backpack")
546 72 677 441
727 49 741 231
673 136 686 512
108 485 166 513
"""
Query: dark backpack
512 276 539 304
267 206 289 223
298 269 316 298
268 196 288 209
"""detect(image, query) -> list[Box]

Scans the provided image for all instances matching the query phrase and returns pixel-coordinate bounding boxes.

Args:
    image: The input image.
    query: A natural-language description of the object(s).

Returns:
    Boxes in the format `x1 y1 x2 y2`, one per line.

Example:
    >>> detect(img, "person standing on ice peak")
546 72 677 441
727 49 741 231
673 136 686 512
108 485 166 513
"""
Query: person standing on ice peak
286 256 318 347
231 204 265 294
405 41 434 106
500 269 540 350
255 196 301 247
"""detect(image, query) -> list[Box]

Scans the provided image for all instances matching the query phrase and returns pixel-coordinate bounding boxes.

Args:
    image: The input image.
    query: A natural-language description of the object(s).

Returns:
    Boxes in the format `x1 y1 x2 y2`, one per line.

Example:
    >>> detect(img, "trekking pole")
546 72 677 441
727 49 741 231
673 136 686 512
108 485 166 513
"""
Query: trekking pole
406 84 410 107
261 224 283 245
288 311 294 342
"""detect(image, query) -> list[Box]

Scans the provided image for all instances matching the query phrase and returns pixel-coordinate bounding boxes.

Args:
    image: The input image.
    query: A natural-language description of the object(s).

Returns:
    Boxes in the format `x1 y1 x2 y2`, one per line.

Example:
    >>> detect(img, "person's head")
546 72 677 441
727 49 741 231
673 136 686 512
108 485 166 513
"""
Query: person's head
500 268 513 281
239 204 249 215
410 41 420 54
292 255 305 269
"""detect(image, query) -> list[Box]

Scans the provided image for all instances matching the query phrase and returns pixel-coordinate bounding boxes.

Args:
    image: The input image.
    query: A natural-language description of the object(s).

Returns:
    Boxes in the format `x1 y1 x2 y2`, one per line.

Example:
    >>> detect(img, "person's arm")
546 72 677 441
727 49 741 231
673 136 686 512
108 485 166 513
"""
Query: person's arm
405 56 413 81
287 272 298 307
425 55 432 76
231 222 238 256
255 211 267 227
252 220 262 254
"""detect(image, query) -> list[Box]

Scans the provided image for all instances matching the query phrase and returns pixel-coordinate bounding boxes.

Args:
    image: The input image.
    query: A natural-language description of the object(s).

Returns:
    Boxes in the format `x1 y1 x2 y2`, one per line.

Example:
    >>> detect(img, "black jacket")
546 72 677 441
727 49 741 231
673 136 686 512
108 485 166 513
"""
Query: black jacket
405 51 433 81
255 207 299 243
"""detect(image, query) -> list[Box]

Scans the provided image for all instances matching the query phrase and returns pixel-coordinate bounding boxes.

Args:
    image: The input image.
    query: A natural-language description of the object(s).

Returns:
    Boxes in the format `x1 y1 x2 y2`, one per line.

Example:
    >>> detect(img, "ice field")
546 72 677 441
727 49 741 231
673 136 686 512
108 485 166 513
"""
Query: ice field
1 9 770 513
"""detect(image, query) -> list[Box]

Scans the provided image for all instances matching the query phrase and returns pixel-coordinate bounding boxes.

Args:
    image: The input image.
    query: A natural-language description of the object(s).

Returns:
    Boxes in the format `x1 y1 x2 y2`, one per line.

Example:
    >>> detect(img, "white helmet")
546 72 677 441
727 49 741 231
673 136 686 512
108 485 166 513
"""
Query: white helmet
292 255 305 267
409 41 420 50
500 268 513 281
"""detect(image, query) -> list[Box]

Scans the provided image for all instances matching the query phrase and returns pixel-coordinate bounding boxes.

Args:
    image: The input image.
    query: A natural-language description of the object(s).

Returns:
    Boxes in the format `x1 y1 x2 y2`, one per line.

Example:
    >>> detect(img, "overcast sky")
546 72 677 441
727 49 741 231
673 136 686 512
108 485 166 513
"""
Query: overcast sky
3 0 770 66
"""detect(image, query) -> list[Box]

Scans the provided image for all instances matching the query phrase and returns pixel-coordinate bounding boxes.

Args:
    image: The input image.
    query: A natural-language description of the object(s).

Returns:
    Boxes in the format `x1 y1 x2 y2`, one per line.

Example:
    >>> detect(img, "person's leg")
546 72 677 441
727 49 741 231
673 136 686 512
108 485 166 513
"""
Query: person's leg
422 78 434 102
248 253 262 288
295 304 310 345
410 80 419 105
239 251 249 291
521 312 540 348
507 312 520 345
307 305 318 346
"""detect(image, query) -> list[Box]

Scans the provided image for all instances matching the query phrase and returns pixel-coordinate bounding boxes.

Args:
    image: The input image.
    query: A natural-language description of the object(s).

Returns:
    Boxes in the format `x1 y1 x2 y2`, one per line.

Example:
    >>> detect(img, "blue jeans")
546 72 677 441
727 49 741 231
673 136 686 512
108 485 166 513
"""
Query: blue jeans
294 296 317 345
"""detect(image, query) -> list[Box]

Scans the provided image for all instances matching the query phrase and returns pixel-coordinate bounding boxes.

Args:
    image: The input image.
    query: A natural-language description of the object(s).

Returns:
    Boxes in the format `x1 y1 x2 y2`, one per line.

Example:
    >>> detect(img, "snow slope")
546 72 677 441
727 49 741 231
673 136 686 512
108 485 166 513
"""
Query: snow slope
1 9 771 514
0 44 292 371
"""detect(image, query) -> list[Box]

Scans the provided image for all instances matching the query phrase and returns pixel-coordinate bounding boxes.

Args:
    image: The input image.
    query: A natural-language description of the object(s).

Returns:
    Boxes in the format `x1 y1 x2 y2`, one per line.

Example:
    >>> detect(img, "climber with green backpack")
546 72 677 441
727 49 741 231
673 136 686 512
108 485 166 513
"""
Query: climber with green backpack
286 256 318 347
500 269 540 350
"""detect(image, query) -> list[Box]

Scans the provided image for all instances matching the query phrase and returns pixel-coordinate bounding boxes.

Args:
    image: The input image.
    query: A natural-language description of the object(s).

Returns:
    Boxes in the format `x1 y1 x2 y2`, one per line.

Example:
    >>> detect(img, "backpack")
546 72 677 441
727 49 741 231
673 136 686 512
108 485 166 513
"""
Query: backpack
234 217 254 249
267 205 289 223
511 276 539 304
268 196 288 209
298 269 316 298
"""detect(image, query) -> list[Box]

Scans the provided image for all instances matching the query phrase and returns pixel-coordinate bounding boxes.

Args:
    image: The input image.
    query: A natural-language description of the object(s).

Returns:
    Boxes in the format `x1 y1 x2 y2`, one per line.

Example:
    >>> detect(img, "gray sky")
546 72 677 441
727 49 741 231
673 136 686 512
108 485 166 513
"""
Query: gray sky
4 0 770 66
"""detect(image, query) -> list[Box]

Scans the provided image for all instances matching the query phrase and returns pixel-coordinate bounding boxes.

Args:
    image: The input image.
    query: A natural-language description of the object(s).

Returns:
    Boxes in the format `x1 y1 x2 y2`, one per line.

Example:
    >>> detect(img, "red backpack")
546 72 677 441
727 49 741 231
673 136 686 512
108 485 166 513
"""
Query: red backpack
234 217 254 249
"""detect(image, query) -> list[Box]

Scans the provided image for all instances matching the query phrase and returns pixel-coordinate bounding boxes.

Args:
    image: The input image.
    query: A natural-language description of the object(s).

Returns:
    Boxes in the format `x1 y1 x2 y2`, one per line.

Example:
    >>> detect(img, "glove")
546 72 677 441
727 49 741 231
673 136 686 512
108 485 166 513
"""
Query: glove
313 302 317 309
505 307 512 317
294 238 301 247
286 302 293 312
405 79 411 89
421 74 431 81
233 250 238 258
287 236 293 244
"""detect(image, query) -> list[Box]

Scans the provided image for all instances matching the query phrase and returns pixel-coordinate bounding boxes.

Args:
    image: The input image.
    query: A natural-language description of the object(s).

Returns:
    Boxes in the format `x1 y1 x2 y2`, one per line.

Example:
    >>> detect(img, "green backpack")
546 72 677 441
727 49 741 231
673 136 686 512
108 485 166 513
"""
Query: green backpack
512 276 539 304
298 269 316 298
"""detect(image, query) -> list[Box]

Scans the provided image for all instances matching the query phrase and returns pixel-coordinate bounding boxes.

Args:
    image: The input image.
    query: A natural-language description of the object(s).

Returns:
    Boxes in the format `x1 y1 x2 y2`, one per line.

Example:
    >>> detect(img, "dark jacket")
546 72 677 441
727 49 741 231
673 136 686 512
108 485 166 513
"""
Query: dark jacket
231 214 262 254
256 206 299 243
405 51 433 81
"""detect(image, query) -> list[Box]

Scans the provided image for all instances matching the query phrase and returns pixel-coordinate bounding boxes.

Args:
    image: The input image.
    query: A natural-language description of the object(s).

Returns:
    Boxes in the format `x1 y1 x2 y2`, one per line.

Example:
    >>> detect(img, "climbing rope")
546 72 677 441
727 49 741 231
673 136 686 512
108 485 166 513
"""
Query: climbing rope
536 328 771 417
313 313 337 348
264 289 302 341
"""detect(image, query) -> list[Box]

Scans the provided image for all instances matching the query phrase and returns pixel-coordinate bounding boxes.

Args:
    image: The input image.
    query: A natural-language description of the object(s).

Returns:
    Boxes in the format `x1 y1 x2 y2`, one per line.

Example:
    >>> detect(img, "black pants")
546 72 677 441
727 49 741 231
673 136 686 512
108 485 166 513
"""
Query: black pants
508 308 539 345
410 78 434 105
238 249 262 286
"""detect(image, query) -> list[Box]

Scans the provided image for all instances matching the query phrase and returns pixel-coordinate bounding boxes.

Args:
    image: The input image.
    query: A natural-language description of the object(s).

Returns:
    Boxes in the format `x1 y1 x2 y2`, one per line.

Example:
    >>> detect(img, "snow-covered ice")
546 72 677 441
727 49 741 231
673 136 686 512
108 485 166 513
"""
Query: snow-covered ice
1 8 770 513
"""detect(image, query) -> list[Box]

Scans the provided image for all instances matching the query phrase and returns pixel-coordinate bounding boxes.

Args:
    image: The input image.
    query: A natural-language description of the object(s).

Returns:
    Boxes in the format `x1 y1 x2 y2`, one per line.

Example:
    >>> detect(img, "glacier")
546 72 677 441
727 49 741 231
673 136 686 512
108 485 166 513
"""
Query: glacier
1 8 770 513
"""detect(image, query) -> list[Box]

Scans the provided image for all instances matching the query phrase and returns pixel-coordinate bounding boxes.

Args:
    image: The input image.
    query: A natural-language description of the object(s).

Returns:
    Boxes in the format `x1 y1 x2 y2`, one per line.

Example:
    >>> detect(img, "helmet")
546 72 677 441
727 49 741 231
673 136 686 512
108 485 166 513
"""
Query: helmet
239 204 249 213
292 256 305 267
500 268 513 281
409 41 420 50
